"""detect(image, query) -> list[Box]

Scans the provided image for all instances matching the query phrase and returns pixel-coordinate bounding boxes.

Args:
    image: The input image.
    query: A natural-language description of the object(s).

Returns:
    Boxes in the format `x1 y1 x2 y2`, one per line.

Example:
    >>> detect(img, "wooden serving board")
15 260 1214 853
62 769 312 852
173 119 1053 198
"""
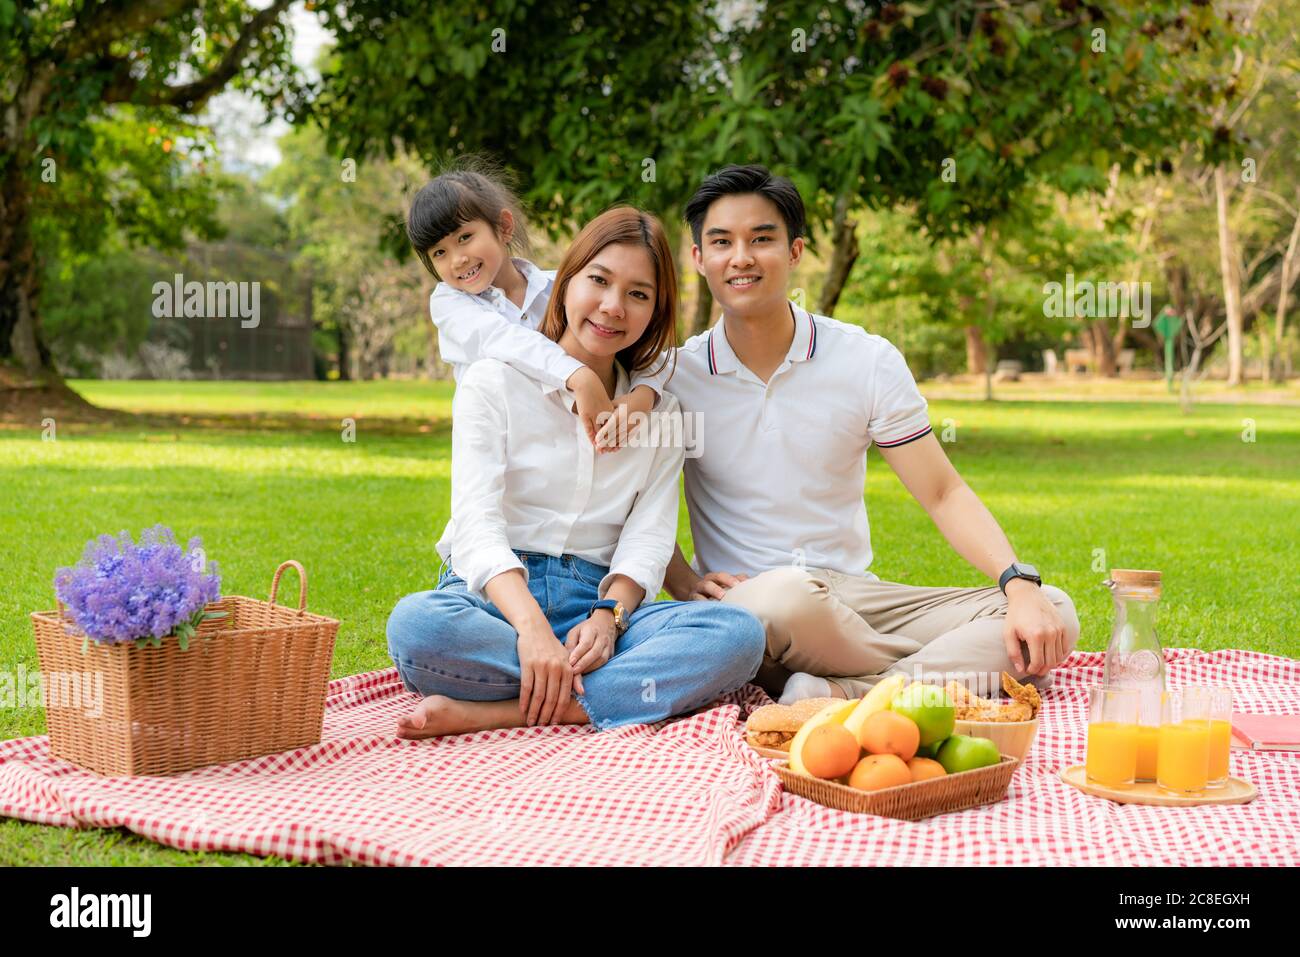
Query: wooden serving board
1059 766 1257 806
747 743 792 761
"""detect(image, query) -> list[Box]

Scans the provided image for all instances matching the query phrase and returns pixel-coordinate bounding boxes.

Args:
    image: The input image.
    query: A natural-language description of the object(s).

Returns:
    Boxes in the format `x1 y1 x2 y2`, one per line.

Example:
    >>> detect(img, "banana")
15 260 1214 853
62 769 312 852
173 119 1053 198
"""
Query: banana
788 699 859 775
842 673 909 742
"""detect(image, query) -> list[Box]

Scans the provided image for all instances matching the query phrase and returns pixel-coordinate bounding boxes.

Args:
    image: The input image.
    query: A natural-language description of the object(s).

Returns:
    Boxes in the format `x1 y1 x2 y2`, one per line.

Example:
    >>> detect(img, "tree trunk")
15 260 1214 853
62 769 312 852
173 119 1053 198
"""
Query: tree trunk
817 194 859 317
964 325 988 375
1270 195 1300 382
337 324 352 381
1214 165 1245 385
1259 323 1273 385
0 152 49 379
685 272 714 339
1090 319 1118 376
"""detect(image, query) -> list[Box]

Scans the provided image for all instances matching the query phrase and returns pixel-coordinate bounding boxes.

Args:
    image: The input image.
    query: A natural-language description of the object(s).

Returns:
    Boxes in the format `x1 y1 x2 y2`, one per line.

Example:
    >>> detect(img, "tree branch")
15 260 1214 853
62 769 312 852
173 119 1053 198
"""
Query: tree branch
56 0 195 65
101 0 296 113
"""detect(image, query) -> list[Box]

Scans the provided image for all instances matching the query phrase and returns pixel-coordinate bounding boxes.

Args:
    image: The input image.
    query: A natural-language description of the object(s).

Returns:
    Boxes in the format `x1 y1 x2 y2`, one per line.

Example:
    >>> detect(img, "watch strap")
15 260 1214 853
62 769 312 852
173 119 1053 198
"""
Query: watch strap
999 563 1042 594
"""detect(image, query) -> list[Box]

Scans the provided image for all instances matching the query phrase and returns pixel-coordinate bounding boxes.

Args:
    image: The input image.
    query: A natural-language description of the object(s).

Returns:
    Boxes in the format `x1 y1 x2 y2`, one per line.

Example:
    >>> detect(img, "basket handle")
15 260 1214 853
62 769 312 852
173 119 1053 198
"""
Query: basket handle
269 560 308 613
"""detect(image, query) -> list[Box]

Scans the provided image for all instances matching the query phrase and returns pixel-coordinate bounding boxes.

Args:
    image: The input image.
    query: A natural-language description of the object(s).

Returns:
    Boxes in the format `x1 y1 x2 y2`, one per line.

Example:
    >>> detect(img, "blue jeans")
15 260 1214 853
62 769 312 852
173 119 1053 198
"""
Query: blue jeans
386 550 766 729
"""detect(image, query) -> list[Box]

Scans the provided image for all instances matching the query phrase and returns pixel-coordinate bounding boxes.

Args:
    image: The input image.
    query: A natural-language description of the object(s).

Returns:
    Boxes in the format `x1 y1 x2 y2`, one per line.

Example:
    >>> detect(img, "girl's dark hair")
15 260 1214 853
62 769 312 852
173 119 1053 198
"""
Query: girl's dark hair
540 206 677 381
406 157 531 277
684 164 806 247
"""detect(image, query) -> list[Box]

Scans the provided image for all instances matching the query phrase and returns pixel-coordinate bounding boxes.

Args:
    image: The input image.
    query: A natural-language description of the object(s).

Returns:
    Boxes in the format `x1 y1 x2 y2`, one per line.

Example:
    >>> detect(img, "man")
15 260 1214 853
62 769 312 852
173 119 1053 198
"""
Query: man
661 165 1079 703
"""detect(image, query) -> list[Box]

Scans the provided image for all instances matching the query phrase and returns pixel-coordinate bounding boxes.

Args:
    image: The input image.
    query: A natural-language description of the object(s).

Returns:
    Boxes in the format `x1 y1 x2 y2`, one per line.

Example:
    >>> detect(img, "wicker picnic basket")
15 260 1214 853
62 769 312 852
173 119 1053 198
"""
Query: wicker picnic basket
30 560 338 777
773 754 1020 821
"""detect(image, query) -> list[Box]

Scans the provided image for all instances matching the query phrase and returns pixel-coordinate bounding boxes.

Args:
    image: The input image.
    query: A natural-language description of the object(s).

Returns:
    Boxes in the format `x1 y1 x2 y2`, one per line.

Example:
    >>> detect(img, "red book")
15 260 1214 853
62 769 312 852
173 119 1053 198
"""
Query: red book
1230 713 1300 751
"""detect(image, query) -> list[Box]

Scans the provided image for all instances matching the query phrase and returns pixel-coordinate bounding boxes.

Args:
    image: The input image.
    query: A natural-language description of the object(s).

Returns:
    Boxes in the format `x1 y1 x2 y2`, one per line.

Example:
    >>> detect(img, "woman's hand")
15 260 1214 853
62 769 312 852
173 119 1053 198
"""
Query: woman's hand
516 625 582 726
565 611 618 674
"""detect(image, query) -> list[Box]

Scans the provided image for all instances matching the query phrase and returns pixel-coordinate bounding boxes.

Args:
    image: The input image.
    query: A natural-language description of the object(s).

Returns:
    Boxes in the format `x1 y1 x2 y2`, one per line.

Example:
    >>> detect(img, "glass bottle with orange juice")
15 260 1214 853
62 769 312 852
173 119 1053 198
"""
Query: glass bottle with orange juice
1103 569 1167 778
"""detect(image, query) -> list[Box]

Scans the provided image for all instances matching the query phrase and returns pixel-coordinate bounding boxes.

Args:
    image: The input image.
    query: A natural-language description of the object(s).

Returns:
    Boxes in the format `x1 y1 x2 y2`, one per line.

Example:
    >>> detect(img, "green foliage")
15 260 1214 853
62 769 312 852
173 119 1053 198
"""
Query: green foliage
39 243 170 373
31 107 223 271
38 163 299 376
312 0 716 235
841 192 1136 373
265 124 431 377
309 1 1234 245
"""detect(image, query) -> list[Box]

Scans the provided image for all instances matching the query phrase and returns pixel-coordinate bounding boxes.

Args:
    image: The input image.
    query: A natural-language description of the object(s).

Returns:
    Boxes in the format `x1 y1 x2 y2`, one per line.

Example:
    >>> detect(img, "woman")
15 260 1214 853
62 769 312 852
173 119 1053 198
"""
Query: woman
386 207 765 738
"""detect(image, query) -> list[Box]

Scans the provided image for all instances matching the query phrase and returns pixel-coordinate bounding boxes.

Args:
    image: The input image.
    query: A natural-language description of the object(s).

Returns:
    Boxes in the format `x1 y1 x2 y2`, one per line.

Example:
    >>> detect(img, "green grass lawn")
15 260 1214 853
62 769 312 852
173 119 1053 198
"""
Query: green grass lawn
2 379 1298 864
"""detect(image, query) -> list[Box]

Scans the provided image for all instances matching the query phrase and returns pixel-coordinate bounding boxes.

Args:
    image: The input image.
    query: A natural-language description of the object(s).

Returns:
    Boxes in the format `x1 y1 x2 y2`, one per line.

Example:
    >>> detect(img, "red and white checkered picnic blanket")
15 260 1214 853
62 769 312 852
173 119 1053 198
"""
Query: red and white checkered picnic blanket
1 649 1297 866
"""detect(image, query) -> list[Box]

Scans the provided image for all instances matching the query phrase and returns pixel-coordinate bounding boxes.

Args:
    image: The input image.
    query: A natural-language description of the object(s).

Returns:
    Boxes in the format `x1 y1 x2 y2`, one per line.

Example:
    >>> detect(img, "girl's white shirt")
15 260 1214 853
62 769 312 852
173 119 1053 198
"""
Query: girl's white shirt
436 358 685 601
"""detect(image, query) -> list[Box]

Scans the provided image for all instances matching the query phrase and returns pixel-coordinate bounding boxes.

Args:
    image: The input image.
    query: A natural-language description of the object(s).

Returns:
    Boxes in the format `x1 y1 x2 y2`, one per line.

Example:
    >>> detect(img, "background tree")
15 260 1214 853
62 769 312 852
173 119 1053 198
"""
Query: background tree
1 0 301 387
266 124 433 380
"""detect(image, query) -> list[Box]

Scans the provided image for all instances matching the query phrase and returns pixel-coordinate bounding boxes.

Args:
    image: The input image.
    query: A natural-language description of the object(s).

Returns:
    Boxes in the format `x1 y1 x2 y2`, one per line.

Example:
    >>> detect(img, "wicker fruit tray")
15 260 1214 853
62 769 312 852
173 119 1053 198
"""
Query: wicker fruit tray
773 754 1020 821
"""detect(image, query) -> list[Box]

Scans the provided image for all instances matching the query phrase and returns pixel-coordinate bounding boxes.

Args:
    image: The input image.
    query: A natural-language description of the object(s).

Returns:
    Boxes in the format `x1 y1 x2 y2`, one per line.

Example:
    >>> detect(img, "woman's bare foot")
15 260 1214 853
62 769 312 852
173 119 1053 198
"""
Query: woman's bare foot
396 694 591 740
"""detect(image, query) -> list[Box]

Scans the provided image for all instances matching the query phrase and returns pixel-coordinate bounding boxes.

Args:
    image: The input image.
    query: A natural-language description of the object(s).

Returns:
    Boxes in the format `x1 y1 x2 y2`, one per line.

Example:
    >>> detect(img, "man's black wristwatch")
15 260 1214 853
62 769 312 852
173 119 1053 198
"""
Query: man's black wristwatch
998 563 1042 595
589 599 628 635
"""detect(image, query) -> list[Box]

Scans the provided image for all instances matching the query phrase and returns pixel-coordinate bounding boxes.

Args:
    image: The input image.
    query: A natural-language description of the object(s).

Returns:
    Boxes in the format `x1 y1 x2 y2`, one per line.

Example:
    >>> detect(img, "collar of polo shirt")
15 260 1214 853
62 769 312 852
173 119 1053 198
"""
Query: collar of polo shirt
706 301 818 376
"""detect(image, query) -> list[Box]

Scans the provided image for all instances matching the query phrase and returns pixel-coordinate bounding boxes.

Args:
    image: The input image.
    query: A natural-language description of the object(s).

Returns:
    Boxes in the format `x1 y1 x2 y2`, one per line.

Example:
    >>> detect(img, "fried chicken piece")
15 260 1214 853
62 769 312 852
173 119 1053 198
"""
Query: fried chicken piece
945 681 999 718
1002 672 1042 718
997 701 1035 722
945 674 1040 722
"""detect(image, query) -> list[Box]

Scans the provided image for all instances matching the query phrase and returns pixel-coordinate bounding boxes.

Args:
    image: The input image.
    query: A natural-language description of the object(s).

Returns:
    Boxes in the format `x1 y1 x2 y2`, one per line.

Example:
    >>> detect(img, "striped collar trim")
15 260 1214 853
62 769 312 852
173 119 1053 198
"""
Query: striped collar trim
707 301 817 375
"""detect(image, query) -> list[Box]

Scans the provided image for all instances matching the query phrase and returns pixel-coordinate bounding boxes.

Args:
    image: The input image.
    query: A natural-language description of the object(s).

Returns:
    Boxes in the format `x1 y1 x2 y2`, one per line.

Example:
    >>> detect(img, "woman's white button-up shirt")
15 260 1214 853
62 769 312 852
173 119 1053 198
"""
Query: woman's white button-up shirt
436 358 686 600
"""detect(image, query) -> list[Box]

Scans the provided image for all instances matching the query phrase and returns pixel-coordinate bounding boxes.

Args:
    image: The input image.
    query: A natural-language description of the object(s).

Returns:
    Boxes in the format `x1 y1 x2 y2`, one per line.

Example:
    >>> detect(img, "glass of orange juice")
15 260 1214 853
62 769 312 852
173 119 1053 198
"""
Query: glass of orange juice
1157 689 1211 795
1086 687 1140 788
1185 686 1233 789
1135 723 1160 781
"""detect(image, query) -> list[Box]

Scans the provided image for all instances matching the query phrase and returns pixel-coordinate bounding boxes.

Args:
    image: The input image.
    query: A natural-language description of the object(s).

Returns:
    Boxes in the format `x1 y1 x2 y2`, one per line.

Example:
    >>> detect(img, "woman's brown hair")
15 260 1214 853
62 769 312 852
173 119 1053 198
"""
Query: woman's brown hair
539 207 677 381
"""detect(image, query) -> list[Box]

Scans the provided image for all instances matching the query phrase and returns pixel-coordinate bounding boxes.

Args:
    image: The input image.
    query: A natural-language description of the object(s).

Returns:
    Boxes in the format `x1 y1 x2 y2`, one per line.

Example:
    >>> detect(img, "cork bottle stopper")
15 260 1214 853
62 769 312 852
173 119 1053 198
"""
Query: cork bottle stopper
1110 569 1162 595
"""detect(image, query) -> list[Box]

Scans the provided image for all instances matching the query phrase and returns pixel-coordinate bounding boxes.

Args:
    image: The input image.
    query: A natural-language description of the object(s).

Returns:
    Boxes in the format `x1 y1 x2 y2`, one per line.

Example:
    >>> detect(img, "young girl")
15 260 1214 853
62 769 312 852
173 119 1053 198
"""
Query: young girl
386 207 764 737
406 160 671 448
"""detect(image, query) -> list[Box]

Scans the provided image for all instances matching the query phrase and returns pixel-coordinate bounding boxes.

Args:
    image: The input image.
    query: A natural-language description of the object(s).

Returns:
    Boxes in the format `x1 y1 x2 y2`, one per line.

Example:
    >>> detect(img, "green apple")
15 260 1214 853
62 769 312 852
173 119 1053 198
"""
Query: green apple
890 684 955 746
915 738 947 759
936 734 1002 774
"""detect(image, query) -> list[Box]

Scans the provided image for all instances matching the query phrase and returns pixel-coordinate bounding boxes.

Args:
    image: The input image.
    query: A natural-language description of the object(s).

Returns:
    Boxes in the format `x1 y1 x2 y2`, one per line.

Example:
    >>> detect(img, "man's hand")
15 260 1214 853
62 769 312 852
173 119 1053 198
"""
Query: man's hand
686 571 749 601
1002 579 1067 677
565 611 617 674
568 366 614 449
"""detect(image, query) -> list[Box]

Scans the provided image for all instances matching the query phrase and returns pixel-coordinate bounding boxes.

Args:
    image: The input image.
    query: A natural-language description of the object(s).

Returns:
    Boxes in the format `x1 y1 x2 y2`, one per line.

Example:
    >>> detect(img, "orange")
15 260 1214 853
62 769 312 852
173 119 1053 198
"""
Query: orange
858 710 920 761
801 724 862 780
847 753 912 792
906 756 947 782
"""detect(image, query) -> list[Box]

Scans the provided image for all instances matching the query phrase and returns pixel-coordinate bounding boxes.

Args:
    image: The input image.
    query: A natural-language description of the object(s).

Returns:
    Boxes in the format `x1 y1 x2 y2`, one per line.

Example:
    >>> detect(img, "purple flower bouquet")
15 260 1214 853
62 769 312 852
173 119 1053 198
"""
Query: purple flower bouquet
54 525 223 651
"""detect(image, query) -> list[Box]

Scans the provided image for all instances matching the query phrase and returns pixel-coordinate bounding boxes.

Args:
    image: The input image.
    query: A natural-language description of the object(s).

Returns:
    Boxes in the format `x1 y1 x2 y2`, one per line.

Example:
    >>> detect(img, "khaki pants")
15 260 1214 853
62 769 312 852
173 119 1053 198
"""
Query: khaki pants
721 566 1081 699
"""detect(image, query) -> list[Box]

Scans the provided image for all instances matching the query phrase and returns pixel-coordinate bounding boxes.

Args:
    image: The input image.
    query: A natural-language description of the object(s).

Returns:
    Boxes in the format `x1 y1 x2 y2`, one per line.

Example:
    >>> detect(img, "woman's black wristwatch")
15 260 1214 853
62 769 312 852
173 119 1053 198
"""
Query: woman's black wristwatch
589 599 628 635
998 563 1042 594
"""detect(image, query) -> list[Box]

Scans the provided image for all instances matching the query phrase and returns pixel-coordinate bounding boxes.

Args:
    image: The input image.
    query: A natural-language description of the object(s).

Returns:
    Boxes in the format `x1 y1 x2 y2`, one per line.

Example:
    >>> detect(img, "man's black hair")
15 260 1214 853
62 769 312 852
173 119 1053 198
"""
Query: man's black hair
683 164 806 247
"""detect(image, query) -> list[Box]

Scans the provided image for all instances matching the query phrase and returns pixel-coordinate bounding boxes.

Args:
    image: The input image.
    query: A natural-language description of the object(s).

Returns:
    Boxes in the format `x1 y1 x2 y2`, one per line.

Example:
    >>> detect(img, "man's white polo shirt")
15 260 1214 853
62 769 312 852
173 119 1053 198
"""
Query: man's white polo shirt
668 302 932 579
